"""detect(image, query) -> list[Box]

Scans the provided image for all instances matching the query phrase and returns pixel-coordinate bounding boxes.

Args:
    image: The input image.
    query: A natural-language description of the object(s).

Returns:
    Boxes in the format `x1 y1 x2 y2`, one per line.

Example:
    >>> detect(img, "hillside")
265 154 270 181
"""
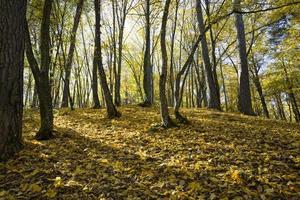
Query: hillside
1 106 300 199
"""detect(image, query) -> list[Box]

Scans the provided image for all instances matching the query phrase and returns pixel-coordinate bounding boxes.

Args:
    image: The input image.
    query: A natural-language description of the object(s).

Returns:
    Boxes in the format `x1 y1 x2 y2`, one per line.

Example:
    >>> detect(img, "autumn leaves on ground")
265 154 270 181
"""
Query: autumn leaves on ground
1 106 299 199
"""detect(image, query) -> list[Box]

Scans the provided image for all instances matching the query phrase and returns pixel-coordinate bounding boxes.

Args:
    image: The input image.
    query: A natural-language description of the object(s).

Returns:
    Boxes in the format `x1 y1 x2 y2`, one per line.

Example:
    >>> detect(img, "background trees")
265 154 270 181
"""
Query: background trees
20 0 300 124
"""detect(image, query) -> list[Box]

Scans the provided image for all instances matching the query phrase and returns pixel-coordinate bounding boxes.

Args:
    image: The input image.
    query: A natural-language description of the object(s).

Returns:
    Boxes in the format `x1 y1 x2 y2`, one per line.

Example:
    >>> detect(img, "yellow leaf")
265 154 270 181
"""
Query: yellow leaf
45 189 57 198
54 177 62 188
231 170 242 183
188 181 201 191
98 158 109 164
29 183 42 193
0 191 6 197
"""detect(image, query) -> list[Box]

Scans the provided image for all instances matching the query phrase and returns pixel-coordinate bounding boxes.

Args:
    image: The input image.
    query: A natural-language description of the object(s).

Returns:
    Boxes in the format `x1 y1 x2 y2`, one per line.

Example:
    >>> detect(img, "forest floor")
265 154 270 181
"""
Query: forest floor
1 106 300 200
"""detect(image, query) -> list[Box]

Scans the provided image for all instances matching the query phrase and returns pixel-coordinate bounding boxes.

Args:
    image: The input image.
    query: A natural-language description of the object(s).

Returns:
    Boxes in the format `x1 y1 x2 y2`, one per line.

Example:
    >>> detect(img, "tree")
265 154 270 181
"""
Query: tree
0 0 26 160
25 0 54 140
61 0 85 108
233 0 254 115
140 0 153 107
159 0 174 128
95 0 120 118
196 0 221 110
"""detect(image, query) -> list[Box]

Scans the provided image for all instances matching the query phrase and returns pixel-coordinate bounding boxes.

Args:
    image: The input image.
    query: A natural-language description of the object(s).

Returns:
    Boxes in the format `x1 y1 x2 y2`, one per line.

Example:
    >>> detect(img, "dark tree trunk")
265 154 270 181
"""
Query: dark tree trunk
196 0 221 110
37 0 54 139
251 64 269 118
0 0 26 161
282 63 300 122
26 0 54 140
233 0 254 115
94 0 120 118
275 94 286 121
92 56 101 108
205 0 221 108
141 0 153 107
168 0 180 107
159 0 174 128
219 58 228 111
61 0 84 108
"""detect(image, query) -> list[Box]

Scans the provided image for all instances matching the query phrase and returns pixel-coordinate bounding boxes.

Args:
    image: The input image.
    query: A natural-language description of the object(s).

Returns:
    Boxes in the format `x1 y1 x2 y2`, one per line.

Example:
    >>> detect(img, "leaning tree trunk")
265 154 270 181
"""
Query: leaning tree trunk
0 0 26 161
61 0 84 108
94 0 120 118
233 0 254 115
159 0 174 128
196 0 221 110
174 34 202 123
140 0 153 107
252 66 269 118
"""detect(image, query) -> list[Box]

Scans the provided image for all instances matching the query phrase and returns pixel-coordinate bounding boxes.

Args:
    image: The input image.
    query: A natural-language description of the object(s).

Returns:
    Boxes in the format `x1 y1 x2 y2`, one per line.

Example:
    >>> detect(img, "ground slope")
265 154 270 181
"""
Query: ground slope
1 106 299 199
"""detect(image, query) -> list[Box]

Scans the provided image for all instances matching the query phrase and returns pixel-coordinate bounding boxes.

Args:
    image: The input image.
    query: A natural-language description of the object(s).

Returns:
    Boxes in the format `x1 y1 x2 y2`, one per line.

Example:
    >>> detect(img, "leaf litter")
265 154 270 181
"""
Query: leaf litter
0 106 299 199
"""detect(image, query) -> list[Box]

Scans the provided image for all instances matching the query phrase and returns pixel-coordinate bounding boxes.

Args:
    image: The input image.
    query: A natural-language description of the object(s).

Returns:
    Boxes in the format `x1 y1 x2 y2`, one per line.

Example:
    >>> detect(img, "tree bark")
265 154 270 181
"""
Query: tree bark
61 0 84 108
233 0 254 115
168 0 180 107
0 0 26 161
95 0 120 118
282 62 300 122
141 0 153 107
159 0 174 128
251 59 269 118
26 0 54 140
174 34 202 123
196 0 221 110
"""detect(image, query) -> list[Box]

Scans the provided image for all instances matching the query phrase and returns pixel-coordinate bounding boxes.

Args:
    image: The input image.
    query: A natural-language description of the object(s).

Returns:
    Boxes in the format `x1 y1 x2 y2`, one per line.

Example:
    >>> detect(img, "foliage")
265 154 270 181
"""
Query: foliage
1 107 299 199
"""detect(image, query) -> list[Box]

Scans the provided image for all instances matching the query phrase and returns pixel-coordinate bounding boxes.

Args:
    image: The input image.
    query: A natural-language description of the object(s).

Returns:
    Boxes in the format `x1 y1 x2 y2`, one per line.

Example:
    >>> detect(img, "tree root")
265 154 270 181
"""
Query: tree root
175 111 189 124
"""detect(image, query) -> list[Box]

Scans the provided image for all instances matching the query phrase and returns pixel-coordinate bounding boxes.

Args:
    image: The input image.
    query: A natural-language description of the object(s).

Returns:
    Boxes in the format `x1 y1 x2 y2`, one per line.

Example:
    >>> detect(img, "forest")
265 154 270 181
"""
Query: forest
0 0 300 199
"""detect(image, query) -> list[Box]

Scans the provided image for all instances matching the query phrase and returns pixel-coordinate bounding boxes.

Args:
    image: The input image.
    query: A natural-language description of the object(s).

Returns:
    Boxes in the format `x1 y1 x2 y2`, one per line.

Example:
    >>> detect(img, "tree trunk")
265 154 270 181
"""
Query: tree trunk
168 0 180 107
174 34 202 123
282 62 300 122
275 94 286 121
196 0 220 110
141 0 153 107
233 0 254 115
0 0 26 161
61 0 84 108
94 0 120 118
205 0 221 108
159 0 174 128
37 0 54 139
26 0 54 140
92 30 101 109
252 65 269 118
219 58 228 111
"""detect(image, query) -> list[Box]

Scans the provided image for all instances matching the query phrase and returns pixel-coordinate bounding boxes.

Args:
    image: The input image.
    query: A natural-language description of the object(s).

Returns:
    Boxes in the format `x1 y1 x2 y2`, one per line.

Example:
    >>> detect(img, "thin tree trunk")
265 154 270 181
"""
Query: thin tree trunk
174 34 202 122
219 58 228 111
95 0 120 118
25 0 54 140
275 94 286 121
141 0 153 107
196 0 220 110
168 0 180 107
282 61 300 122
159 0 174 128
61 0 84 107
